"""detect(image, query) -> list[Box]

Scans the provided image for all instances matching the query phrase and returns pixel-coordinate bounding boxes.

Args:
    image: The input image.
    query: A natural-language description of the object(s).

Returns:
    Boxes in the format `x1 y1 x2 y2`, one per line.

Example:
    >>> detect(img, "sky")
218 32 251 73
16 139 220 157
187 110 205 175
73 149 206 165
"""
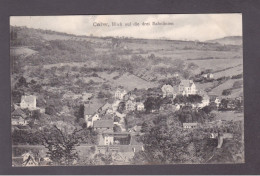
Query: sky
10 14 242 41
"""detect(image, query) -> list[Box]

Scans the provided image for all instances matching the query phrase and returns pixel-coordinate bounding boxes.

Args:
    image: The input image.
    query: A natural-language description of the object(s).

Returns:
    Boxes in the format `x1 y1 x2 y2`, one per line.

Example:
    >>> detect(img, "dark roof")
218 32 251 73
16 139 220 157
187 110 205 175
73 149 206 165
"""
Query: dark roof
93 119 114 128
12 109 26 118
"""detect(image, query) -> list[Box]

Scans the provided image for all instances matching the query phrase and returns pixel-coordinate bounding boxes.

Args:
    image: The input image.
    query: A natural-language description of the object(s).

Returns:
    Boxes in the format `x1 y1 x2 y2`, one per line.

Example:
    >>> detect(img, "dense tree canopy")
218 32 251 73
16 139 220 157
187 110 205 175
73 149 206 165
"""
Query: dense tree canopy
132 115 205 164
144 97 162 112
42 126 82 165
173 95 203 105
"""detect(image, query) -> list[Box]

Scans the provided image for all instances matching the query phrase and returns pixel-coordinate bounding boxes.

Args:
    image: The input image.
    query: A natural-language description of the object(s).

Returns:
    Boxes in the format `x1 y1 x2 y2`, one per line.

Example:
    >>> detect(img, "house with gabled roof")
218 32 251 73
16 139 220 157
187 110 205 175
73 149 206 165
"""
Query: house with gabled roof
99 129 114 145
22 152 38 167
202 73 214 79
209 95 221 107
20 95 37 110
125 100 136 111
11 108 28 126
178 80 197 96
84 101 103 128
86 113 100 128
115 88 127 100
100 102 113 115
93 119 114 131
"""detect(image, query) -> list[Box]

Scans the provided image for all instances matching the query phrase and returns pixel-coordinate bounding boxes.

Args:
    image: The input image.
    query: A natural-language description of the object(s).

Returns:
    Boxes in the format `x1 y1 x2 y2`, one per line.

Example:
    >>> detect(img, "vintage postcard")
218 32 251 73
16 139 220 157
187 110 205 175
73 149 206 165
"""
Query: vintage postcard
10 14 244 166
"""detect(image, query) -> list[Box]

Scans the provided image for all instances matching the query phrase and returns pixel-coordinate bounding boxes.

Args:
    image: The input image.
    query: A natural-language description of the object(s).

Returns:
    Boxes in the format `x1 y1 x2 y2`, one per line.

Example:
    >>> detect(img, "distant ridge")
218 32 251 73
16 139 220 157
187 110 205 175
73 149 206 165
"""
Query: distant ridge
206 36 242 46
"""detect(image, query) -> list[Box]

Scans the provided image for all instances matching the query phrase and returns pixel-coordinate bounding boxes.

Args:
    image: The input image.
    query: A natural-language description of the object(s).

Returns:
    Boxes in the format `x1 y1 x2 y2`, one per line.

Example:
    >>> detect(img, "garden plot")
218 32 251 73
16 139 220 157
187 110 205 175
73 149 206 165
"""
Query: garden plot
213 65 243 79
99 71 158 91
209 78 243 96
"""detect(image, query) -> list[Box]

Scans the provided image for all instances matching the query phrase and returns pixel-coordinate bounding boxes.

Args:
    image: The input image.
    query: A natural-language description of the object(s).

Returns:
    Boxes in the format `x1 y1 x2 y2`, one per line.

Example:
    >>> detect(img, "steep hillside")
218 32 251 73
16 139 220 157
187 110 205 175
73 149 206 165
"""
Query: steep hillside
10 26 243 96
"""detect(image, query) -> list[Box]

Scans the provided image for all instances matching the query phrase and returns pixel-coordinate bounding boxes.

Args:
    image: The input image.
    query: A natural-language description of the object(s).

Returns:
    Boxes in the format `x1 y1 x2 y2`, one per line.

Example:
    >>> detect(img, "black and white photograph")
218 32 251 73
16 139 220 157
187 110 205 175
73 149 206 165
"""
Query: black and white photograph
10 14 244 167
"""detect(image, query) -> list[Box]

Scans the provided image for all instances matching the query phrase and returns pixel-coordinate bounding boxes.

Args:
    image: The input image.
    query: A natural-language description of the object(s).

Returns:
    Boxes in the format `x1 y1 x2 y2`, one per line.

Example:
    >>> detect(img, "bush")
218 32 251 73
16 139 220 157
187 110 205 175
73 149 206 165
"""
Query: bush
114 116 121 122
12 129 42 145
92 73 99 77
201 106 213 114
231 74 243 79
97 91 112 99
173 94 202 104
113 125 122 132
117 102 125 113
222 89 232 96
144 97 162 112
12 90 24 104
125 115 136 129
113 75 120 80
45 105 56 115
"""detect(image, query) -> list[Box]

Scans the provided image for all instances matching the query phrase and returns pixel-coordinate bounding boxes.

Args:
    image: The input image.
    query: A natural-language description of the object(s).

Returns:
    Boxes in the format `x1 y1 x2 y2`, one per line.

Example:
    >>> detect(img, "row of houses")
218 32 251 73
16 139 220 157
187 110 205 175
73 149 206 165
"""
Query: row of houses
161 79 223 109
161 80 223 130
84 88 146 146
84 89 145 128
125 100 145 111
162 80 210 107
84 99 122 128
161 79 198 98
114 89 145 111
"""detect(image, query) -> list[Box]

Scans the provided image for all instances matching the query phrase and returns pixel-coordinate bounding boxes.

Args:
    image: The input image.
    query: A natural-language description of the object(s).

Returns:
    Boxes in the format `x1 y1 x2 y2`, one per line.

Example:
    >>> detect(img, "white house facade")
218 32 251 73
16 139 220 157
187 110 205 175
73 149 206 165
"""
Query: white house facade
178 80 197 96
126 100 136 111
136 102 145 111
198 94 210 108
20 95 37 110
86 113 100 128
115 89 127 100
161 84 176 98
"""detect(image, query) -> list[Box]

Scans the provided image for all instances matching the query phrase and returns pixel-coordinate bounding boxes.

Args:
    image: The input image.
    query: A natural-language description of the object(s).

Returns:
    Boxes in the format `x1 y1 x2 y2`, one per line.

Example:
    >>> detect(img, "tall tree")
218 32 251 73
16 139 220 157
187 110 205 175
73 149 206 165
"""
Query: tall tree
74 104 85 121
42 125 83 166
